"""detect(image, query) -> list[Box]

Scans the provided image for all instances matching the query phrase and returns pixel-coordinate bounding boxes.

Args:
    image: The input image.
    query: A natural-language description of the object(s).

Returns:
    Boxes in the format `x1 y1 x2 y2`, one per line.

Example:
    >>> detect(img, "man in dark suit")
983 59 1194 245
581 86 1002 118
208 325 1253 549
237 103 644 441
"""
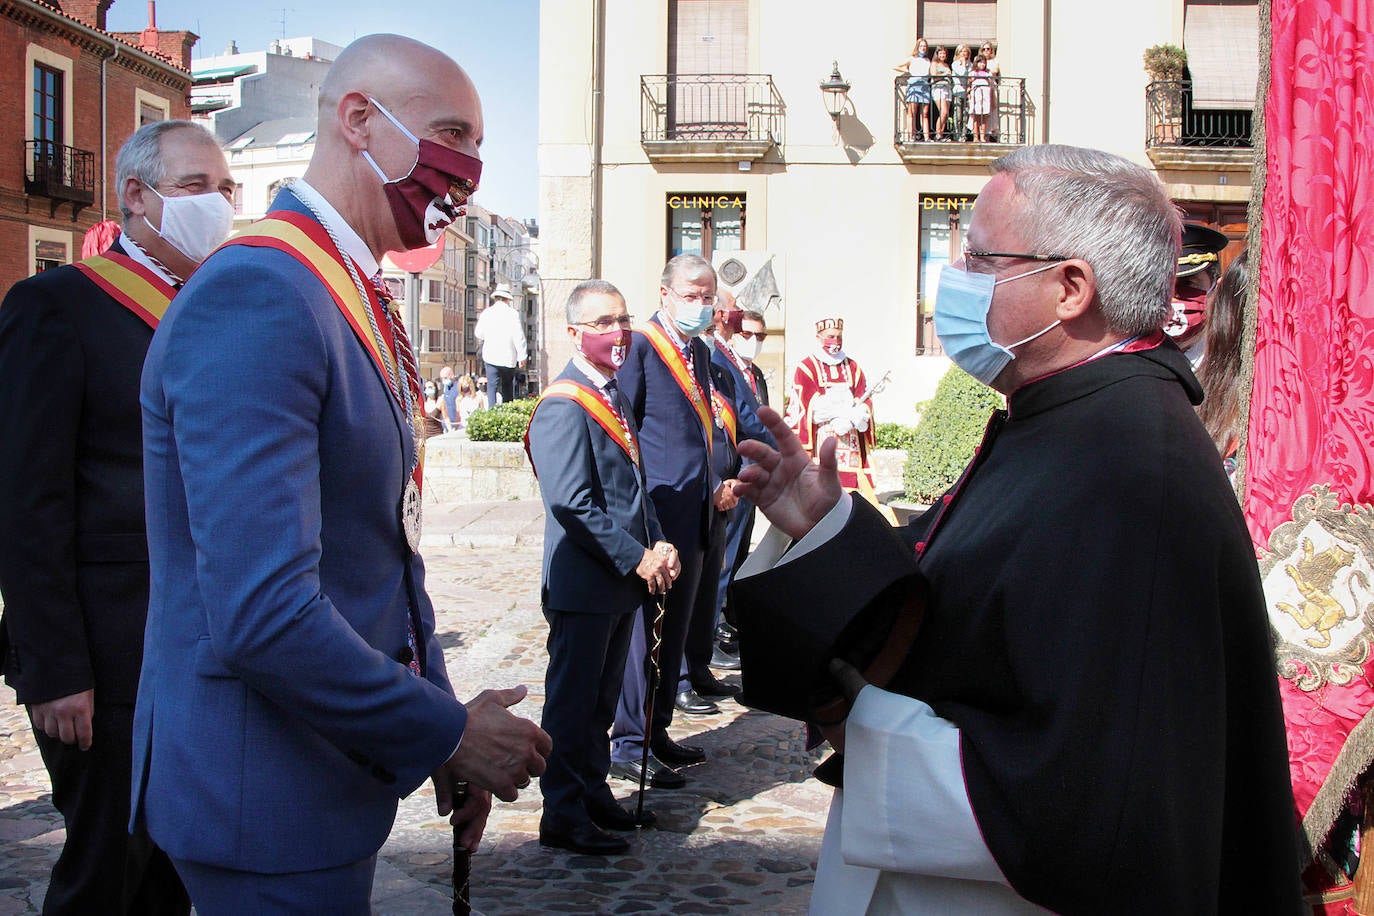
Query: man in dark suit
609 254 729 790
0 119 237 915
133 36 550 913
526 279 680 855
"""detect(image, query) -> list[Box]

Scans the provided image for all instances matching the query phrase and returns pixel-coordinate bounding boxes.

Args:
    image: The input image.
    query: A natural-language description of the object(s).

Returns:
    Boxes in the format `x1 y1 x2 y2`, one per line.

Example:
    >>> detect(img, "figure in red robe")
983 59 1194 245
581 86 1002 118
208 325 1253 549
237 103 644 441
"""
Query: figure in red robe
785 318 881 505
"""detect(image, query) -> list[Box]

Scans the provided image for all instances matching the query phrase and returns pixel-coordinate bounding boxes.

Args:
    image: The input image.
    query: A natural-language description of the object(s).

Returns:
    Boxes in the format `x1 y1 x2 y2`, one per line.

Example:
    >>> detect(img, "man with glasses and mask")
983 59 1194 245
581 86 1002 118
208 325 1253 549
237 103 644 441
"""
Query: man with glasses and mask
608 253 733 790
732 145 1301 912
525 280 680 855
0 119 236 915
133 36 551 912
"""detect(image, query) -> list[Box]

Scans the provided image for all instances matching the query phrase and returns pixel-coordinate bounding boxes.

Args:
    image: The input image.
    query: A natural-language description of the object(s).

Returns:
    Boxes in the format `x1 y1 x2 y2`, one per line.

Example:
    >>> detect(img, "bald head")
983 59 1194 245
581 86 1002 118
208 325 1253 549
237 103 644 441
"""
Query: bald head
303 34 484 258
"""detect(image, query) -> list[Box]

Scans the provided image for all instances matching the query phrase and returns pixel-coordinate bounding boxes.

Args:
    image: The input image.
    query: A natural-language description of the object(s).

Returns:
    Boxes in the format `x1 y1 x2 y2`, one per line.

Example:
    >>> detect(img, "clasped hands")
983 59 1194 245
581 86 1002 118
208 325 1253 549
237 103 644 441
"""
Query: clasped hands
637 541 680 595
432 684 552 851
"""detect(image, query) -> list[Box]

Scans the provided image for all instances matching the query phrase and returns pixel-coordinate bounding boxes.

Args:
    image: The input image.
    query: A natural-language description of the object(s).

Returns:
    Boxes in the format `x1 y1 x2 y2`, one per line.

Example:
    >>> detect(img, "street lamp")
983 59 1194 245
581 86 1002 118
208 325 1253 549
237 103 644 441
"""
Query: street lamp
819 61 851 122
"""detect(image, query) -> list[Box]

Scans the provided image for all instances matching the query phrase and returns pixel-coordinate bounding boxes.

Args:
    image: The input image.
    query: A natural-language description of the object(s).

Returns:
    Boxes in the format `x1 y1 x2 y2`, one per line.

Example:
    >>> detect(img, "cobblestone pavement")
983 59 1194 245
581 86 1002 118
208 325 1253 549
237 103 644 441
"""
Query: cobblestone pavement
0 502 832 914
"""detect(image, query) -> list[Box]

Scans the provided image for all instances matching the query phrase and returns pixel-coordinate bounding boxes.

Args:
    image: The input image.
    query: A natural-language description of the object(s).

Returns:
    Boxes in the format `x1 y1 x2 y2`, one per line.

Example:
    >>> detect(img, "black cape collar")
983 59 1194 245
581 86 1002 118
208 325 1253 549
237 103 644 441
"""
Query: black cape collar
1007 338 1202 421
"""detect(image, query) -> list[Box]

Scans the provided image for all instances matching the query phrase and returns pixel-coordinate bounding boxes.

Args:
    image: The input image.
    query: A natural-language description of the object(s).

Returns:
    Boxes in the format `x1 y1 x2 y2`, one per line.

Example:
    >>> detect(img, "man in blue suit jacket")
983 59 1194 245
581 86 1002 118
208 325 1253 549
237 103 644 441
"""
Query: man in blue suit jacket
134 36 550 913
526 280 680 855
609 254 730 789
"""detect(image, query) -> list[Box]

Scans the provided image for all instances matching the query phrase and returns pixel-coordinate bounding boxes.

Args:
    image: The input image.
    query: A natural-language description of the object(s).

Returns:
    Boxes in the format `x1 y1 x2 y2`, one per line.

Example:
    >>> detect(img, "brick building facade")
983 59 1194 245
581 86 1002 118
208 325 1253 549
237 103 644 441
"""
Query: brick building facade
0 0 195 289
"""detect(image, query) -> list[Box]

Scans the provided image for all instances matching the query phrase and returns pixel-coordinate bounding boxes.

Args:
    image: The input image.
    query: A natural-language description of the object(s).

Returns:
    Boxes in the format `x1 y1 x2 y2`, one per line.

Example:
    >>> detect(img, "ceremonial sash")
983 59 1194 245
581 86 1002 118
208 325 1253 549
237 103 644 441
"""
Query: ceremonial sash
220 211 398 387
710 389 738 448
524 380 640 471
637 322 713 448
219 211 423 500
72 252 176 329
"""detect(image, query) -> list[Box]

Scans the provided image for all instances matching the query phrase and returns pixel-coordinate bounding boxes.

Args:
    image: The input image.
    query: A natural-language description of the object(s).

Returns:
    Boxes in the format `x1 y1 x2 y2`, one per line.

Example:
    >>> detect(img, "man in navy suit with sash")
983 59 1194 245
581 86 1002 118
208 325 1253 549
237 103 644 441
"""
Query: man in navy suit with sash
0 119 236 915
133 36 550 913
525 280 680 855
609 254 731 789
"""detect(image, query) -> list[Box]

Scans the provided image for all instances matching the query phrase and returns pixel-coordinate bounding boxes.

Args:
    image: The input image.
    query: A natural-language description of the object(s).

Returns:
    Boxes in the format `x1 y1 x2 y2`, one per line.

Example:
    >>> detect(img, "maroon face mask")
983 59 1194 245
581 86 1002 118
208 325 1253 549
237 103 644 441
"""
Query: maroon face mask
1164 284 1209 344
580 327 631 373
723 309 745 334
363 99 482 250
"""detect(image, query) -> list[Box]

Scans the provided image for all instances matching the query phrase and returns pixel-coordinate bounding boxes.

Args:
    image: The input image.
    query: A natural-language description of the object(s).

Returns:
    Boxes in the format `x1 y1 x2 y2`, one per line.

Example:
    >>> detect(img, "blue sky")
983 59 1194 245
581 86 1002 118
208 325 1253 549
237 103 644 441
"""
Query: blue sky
107 0 539 218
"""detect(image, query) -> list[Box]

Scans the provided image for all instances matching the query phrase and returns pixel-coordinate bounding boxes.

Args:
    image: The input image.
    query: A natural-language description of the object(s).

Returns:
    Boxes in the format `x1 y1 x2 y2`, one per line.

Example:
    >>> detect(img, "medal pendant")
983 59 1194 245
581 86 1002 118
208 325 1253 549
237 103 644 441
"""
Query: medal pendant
402 478 423 553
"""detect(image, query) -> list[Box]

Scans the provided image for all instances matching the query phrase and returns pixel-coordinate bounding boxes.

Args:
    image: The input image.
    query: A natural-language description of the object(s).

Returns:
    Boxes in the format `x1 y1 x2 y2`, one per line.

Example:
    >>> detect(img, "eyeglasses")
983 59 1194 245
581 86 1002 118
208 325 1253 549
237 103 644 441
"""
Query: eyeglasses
962 240 1070 269
577 314 634 331
737 329 767 341
667 288 717 308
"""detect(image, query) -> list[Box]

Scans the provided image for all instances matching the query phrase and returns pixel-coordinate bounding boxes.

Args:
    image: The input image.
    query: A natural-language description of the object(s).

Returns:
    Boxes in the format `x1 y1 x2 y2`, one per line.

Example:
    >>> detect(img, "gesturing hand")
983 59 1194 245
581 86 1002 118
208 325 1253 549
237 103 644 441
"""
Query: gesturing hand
734 406 844 540
435 685 551 808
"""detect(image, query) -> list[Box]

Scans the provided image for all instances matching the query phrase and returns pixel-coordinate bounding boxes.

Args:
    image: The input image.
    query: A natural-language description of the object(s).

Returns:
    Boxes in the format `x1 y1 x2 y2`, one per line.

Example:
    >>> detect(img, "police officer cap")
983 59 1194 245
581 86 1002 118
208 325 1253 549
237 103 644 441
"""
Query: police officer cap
1177 223 1229 280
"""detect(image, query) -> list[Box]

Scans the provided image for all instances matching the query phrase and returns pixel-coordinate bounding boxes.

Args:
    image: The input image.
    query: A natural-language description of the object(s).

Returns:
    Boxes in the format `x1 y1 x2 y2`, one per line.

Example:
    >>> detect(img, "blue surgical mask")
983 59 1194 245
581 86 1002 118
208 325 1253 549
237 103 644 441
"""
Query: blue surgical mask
671 300 714 337
933 263 1063 386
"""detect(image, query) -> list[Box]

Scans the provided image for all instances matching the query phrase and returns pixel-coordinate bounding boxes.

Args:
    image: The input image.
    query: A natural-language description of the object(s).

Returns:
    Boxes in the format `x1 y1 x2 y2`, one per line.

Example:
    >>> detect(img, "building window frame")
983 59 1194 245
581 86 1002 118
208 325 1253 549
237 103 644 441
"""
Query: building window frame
135 89 171 128
28 224 73 276
25 46 75 151
666 192 746 262
915 192 977 355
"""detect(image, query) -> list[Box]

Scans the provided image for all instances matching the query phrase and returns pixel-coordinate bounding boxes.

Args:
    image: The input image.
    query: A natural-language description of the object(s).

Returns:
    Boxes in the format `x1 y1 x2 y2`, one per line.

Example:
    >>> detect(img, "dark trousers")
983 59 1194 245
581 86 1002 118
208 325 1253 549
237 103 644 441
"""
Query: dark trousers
682 509 729 686
540 605 637 827
715 499 755 629
484 364 518 404
611 538 704 762
31 703 189 916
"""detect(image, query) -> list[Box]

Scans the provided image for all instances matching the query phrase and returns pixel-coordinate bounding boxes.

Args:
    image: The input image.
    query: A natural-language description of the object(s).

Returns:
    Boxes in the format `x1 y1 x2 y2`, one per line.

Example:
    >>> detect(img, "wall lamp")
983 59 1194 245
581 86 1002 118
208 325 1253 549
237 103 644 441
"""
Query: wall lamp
819 61 851 121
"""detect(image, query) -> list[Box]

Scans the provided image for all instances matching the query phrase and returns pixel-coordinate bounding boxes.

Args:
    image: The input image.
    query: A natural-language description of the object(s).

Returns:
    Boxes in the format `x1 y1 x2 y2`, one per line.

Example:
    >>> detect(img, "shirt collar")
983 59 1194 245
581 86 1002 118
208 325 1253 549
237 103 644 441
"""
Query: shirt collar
119 233 180 286
291 178 378 278
572 354 612 389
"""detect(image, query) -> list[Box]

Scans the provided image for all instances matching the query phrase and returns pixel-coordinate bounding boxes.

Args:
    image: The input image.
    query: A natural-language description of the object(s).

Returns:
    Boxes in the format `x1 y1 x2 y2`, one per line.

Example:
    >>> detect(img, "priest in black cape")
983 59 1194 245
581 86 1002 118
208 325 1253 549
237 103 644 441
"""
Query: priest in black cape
732 145 1302 914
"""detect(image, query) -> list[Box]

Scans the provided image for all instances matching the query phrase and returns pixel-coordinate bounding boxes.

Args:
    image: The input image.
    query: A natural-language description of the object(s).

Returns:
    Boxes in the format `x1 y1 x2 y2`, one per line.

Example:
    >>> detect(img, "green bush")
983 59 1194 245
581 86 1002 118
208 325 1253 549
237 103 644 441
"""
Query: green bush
465 397 537 442
874 421 918 452
903 367 1003 504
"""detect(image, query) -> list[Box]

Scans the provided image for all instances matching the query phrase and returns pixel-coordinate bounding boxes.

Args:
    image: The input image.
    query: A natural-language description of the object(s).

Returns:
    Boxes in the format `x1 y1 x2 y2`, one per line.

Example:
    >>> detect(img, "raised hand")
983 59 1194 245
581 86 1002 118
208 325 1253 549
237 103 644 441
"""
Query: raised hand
734 405 844 540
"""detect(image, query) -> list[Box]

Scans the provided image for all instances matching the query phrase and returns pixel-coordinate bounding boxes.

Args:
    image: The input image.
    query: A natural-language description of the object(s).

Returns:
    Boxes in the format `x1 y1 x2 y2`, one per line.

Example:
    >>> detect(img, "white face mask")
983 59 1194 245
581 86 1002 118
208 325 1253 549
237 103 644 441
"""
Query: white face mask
144 186 234 263
733 335 762 362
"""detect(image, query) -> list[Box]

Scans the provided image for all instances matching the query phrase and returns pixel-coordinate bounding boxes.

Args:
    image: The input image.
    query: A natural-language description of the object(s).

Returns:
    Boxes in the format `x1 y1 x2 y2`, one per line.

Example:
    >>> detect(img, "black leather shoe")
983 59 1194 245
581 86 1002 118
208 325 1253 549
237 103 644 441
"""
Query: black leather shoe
608 756 686 789
539 820 630 855
709 645 741 670
691 675 741 700
587 798 656 831
650 733 706 766
674 688 720 714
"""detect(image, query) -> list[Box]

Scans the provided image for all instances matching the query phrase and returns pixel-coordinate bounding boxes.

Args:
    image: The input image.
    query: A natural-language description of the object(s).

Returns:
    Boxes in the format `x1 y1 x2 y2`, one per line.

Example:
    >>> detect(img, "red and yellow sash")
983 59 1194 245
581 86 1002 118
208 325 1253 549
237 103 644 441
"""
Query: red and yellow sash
525 379 640 471
219 210 422 492
711 389 737 449
72 251 176 329
637 322 712 448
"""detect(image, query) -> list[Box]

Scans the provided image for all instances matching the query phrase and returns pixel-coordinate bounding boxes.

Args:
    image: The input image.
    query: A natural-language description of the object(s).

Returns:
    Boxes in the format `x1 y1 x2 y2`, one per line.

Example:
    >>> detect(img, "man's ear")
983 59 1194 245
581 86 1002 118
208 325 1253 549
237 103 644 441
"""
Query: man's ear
122 177 150 219
337 91 373 151
1055 258 1097 322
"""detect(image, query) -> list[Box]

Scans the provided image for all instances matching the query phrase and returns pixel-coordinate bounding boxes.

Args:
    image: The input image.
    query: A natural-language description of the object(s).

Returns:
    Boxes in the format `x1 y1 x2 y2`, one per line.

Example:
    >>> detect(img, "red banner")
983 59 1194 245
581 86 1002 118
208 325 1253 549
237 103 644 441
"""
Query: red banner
1246 0 1374 905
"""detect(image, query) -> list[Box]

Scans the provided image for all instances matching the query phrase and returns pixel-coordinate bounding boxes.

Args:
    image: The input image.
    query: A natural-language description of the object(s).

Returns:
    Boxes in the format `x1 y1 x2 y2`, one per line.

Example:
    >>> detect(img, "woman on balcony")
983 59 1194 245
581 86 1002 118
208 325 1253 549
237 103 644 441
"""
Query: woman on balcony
930 47 954 140
894 38 932 141
978 40 1001 141
951 44 973 141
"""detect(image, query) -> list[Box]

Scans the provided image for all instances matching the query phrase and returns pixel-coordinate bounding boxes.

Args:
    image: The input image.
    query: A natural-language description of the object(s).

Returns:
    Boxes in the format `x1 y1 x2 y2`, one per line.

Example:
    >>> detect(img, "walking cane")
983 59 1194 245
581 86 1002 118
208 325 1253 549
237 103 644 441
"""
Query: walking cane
451 782 471 915
635 589 669 826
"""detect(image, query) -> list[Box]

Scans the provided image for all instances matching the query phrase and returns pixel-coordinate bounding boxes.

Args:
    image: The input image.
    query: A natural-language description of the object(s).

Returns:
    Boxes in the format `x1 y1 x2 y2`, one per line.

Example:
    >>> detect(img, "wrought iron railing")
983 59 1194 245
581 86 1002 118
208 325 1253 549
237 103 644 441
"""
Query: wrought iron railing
893 74 1031 146
1146 80 1253 148
641 74 784 144
24 140 95 205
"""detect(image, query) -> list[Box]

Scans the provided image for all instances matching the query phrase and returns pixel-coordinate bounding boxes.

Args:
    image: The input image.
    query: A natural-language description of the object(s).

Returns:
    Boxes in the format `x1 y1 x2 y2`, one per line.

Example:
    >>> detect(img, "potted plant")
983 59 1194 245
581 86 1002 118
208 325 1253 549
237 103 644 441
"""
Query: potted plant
1144 44 1187 143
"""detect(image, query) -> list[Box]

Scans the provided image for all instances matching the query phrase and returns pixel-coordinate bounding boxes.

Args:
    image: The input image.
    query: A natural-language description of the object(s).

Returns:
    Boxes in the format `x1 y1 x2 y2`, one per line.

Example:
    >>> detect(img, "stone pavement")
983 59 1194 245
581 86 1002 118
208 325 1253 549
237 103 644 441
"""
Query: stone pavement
0 500 833 914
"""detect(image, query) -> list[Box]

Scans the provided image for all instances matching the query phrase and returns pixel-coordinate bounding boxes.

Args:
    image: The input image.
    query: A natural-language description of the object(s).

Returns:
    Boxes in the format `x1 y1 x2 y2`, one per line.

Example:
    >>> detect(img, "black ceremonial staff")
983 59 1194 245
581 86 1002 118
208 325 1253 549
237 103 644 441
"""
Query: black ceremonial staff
452 783 471 915
636 590 669 825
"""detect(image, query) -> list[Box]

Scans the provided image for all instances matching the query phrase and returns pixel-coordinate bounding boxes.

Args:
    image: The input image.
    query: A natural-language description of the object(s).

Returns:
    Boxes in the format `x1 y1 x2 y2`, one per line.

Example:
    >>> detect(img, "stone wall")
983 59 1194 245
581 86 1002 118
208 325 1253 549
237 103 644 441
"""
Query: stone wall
423 435 910 505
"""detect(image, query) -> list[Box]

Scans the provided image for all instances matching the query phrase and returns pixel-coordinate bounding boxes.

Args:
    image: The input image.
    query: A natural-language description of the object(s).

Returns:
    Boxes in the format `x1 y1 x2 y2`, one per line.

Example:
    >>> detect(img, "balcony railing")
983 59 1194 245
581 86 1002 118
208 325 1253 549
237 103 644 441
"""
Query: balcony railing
893 74 1031 146
641 74 783 161
24 140 96 218
1146 80 1253 148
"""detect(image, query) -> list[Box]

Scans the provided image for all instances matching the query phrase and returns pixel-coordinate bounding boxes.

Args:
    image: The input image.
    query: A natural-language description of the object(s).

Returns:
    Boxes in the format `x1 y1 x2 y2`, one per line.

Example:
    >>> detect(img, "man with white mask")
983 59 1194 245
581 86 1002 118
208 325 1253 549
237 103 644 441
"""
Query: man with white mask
731 145 1301 913
0 118 235 915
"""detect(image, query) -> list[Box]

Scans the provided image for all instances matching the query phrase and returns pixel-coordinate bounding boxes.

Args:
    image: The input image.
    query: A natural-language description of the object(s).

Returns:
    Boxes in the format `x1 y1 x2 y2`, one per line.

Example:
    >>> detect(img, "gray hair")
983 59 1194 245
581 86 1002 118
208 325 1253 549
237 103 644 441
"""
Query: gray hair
660 253 716 290
566 279 625 325
990 145 1181 335
742 309 766 327
115 120 222 221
